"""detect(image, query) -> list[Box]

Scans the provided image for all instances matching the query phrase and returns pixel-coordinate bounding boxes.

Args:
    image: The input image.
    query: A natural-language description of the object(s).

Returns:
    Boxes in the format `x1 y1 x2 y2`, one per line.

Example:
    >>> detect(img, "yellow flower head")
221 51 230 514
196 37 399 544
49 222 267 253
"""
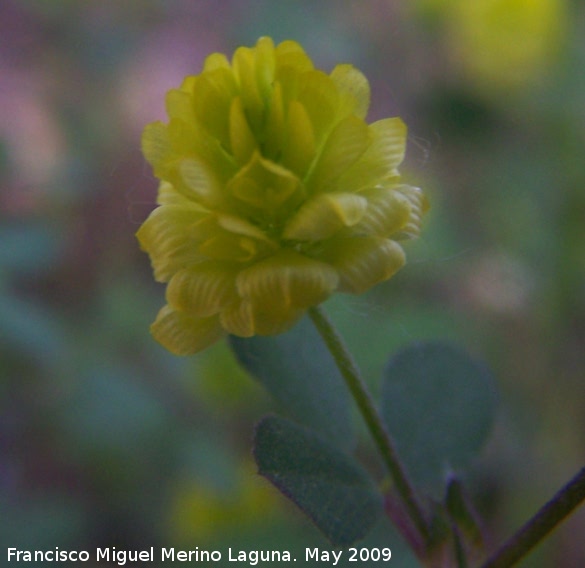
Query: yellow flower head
138 37 427 355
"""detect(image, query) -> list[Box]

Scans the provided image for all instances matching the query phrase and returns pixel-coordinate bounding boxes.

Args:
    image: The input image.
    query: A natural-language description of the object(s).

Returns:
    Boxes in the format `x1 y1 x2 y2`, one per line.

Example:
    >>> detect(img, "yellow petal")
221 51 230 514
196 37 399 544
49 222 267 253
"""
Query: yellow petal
198 234 258 262
281 100 316 177
232 46 263 132
156 181 192 206
307 115 371 193
275 40 314 73
136 205 208 282
253 36 276 102
330 64 370 119
283 193 368 241
274 64 302 110
230 96 257 165
249 302 305 336
370 117 407 171
220 298 304 337
315 237 405 294
227 152 301 209
158 115 233 204
167 118 236 185
352 185 412 237
297 70 340 144
151 305 224 355
166 261 239 317
203 52 230 72
263 82 286 162
179 158 217 204
192 214 276 262
236 249 338 310
393 185 429 239
179 75 197 92
165 88 196 124
142 122 173 171
217 214 276 246
191 67 238 150
336 117 406 193
219 299 255 337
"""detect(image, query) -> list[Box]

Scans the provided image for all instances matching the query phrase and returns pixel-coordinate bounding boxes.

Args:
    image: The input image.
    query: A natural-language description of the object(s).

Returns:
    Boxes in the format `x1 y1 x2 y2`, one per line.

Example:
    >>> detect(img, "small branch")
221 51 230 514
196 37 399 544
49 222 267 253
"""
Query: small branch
308 306 431 546
480 466 585 568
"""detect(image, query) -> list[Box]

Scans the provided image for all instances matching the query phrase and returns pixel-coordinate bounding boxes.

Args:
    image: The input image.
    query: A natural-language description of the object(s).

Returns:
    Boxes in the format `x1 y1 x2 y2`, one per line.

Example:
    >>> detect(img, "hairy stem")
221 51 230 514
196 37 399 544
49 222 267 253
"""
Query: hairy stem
308 305 431 545
480 466 585 568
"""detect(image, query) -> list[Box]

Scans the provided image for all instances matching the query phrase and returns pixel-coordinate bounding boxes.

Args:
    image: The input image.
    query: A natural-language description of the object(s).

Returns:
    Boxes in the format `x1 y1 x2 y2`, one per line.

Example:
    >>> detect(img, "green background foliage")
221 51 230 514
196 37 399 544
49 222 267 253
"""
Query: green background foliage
1 0 584 565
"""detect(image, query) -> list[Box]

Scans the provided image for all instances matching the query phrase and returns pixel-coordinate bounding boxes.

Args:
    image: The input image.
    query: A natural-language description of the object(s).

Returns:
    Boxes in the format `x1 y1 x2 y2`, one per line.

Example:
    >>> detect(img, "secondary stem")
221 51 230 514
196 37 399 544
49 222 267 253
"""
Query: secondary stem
480 466 585 568
308 305 431 545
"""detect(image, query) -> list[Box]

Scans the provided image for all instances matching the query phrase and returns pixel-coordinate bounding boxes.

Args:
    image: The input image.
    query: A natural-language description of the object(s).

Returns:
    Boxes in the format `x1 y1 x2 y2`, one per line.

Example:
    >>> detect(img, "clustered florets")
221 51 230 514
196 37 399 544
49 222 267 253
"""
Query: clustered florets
138 37 427 354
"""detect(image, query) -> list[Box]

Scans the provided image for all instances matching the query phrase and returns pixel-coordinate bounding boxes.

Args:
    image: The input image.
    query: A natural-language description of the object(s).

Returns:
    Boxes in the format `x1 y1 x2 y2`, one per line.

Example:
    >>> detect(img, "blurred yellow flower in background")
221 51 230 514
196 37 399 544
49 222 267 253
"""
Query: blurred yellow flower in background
447 0 565 93
138 37 426 355
168 461 281 545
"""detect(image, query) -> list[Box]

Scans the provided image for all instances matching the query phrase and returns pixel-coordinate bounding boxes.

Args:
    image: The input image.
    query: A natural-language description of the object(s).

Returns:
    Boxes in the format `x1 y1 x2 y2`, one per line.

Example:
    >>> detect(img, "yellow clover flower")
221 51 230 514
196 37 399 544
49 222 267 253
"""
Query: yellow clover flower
138 37 427 355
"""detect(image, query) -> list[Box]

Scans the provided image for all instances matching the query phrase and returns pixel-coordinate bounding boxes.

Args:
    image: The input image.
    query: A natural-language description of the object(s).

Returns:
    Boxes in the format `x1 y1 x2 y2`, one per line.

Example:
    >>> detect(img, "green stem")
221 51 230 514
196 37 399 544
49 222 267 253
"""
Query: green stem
480 466 585 568
308 305 431 545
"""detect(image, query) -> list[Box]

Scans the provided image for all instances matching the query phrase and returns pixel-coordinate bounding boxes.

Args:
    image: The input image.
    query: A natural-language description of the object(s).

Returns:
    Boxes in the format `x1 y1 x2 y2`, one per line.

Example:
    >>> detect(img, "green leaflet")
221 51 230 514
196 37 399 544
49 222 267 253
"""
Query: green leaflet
381 341 497 497
254 415 382 547
230 316 354 450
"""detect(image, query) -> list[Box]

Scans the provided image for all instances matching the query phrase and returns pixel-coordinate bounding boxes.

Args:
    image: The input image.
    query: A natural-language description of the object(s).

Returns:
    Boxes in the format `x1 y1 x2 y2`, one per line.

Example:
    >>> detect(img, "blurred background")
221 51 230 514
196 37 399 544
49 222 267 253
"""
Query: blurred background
1 0 584 566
